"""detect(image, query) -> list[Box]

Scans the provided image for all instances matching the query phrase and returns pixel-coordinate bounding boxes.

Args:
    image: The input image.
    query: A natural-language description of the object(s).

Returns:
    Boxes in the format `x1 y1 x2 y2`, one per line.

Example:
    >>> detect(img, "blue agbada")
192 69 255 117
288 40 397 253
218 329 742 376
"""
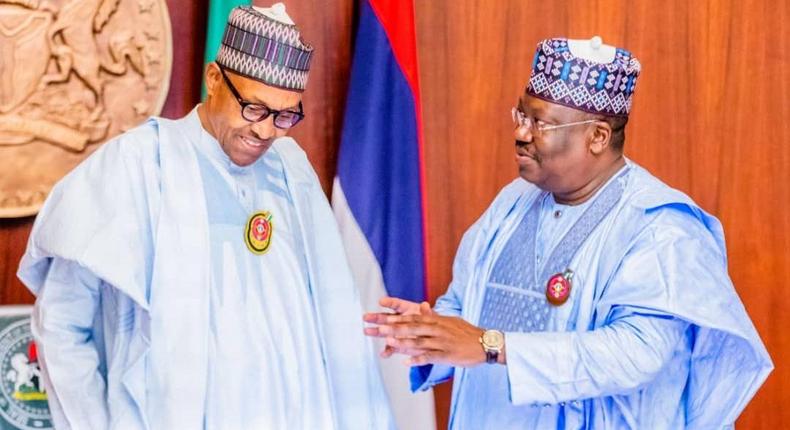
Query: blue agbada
411 162 772 429
18 110 394 429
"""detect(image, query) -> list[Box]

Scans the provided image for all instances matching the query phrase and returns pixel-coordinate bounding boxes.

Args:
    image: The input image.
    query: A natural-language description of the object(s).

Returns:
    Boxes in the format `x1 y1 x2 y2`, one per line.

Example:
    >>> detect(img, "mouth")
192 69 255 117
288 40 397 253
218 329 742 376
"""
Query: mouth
515 141 538 162
515 147 534 159
240 135 270 149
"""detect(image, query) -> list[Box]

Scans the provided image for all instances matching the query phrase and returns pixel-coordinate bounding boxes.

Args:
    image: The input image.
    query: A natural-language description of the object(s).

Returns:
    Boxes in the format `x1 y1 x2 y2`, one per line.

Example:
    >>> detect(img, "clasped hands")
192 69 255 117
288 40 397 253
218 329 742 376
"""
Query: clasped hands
363 297 502 367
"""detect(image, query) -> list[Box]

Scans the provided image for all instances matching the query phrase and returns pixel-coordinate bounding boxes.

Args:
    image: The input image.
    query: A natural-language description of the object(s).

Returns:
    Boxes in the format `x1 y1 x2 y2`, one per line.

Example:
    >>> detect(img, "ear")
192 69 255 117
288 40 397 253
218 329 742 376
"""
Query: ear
588 120 612 155
204 63 222 99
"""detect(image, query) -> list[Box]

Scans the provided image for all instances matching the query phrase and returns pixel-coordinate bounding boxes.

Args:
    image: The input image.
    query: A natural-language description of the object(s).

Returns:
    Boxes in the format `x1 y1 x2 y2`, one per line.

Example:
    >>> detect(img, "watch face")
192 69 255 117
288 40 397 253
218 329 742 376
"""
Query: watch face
482 330 504 348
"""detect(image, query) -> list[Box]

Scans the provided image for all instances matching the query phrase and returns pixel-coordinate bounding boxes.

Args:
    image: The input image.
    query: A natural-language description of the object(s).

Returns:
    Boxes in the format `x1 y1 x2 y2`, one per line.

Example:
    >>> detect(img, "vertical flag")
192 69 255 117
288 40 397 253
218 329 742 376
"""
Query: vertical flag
202 0 250 98
332 0 435 429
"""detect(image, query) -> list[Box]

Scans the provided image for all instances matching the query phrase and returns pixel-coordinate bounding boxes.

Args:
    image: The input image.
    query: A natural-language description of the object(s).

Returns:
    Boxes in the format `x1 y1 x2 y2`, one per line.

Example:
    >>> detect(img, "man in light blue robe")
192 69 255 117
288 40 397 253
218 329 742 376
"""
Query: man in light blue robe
364 37 772 429
17 4 393 429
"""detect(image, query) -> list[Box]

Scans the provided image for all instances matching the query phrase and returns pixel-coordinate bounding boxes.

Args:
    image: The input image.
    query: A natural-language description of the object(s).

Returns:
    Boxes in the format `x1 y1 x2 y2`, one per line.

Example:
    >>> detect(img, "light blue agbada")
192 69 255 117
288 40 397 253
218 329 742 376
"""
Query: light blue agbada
18 110 394 429
412 162 772 429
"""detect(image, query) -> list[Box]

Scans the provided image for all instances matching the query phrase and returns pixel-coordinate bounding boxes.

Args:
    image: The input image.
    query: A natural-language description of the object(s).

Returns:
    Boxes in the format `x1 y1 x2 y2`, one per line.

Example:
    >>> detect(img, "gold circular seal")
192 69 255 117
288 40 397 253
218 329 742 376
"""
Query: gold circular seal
0 0 172 218
245 211 273 255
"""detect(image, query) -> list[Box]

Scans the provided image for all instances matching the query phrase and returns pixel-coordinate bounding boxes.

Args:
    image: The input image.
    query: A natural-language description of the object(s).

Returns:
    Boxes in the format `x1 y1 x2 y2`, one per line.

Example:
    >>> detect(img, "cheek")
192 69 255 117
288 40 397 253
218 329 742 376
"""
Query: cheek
536 141 588 183
217 98 247 128
534 138 570 162
544 134 587 161
219 115 249 139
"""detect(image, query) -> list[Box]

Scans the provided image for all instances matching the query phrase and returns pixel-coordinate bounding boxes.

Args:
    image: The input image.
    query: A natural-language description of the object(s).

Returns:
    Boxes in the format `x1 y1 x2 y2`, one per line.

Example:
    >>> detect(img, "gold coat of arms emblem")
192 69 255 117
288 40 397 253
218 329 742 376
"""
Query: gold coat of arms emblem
0 0 172 217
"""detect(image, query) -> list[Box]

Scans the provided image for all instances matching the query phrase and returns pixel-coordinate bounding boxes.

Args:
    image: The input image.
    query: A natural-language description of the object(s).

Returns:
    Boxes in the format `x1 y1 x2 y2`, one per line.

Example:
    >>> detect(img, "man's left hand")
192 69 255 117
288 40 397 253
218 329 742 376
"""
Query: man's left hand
363 313 493 367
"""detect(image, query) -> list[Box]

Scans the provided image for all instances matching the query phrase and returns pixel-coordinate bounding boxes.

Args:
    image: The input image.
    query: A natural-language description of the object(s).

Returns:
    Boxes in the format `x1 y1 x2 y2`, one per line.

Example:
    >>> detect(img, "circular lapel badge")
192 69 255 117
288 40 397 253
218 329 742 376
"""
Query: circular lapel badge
245 211 273 255
545 269 574 306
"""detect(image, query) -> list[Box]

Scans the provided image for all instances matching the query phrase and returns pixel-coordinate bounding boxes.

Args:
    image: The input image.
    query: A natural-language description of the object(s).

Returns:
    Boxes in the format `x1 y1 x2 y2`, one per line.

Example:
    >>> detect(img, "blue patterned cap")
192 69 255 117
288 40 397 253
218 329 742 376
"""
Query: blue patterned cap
216 4 314 92
526 37 641 117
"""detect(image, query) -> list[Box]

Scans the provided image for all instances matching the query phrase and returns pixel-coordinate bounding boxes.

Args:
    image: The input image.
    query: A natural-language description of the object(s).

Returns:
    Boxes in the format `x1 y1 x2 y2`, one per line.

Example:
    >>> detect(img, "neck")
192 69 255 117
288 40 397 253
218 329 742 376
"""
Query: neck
553 155 625 205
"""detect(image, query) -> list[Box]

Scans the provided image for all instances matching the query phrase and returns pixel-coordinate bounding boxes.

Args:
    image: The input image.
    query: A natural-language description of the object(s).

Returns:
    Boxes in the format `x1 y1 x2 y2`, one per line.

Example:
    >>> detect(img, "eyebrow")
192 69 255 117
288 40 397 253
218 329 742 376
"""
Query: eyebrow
250 99 301 112
242 92 302 112
225 71 301 111
520 99 561 122
518 99 546 117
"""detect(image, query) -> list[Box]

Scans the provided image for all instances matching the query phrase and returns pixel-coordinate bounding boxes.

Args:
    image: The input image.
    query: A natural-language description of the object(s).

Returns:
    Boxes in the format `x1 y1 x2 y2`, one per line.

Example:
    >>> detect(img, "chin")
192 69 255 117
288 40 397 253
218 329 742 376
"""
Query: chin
233 156 261 167
231 143 272 166
229 150 262 167
518 165 538 182
518 167 548 189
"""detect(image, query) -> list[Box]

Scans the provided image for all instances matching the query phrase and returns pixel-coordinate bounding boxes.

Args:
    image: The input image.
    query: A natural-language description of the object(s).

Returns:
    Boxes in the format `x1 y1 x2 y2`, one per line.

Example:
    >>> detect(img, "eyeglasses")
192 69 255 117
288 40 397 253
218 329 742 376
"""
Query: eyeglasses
219 67 305 129
511 107 598 136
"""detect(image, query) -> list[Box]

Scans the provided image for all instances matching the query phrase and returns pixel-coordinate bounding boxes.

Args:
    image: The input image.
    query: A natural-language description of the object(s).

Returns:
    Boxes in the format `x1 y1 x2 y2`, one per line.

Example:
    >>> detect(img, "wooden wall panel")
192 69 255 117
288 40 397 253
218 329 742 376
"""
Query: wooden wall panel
415 0 788 428
160 0 209 118
0 218 34 304
267 0 355 194
715 1 789 427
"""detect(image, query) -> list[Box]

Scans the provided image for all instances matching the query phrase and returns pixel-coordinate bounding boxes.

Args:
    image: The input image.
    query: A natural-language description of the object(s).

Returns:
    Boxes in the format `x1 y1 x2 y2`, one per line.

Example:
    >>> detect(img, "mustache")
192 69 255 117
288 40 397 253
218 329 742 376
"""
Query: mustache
515 140 541 162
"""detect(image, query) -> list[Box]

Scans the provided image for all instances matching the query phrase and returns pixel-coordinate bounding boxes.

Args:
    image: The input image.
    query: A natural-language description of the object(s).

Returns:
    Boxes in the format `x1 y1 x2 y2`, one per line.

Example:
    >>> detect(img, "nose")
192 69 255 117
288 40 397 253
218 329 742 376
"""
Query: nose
250 116 278 140
514 123 533 142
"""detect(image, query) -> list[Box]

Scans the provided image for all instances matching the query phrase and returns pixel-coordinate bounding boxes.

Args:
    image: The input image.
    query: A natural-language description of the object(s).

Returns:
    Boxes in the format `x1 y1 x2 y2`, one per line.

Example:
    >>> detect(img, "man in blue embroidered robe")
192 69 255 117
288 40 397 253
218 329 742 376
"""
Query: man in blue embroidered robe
17 4 393 429
364 37 772 429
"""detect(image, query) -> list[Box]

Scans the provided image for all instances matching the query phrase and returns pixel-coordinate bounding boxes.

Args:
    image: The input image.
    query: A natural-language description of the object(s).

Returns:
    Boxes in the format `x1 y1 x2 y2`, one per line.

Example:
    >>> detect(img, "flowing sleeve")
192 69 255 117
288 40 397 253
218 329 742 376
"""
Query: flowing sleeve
18 121 162 429
503 206 771 421
505 309 689 404
411 182 528 392
31 258 109 430
410 222 483 391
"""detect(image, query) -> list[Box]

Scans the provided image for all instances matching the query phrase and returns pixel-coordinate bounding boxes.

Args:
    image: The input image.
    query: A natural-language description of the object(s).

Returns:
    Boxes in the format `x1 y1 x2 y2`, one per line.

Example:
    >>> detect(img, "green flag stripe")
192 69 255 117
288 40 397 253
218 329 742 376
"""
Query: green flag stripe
202 0 251 99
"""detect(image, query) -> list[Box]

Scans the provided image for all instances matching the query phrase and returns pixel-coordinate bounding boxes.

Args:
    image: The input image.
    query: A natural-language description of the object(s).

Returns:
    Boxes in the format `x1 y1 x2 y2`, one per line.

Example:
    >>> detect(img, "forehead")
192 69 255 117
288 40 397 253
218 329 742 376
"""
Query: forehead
229 71 303 109
519 94 581 118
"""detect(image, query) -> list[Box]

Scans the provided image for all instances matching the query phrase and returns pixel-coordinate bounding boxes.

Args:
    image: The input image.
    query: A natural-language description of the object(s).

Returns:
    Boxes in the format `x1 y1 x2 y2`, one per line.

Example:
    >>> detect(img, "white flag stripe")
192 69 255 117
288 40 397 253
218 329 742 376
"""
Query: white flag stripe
332 178 437 430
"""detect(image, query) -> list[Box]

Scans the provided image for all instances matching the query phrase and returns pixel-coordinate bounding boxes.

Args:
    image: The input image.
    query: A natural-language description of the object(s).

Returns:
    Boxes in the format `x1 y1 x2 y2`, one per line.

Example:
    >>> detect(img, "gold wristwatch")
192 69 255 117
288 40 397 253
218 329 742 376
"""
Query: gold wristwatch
480 329 505 364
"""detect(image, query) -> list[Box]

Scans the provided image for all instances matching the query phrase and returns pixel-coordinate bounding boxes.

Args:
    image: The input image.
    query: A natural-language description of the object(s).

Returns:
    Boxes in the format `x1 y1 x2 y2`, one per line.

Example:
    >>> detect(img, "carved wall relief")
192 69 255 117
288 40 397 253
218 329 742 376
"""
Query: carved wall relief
0 0 172 217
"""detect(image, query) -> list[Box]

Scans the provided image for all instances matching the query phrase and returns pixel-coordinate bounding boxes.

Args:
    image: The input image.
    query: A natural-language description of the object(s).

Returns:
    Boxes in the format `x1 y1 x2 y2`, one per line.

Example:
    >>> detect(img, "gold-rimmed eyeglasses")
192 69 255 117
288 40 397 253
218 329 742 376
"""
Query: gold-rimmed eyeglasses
511 107 598 136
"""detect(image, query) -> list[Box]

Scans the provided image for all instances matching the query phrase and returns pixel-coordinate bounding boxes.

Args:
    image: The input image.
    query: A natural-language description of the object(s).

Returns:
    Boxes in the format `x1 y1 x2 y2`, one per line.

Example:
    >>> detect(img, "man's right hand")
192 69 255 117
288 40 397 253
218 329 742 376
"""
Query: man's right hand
363 297 434 358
